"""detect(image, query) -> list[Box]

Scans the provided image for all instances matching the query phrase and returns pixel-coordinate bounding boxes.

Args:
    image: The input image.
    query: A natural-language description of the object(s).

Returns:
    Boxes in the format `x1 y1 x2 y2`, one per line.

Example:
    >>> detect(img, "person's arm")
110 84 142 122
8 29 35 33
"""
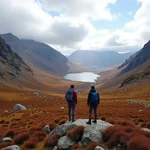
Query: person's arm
73 90 77 104
97 92 100 104
87 92 91 106
65 91 68 100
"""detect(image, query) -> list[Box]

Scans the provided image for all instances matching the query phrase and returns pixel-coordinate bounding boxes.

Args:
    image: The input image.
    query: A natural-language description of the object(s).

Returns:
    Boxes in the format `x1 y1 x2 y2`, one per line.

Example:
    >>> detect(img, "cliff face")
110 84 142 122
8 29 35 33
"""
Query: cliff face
0 37 32 79
119 40 150 73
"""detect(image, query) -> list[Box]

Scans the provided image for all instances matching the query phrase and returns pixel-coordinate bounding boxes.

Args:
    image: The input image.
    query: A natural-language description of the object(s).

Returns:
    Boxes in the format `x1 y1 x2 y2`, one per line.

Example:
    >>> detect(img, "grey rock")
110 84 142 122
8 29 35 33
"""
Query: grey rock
12 104 26 111
57 136 75 150
141 128 150 132
81 119 112 147
2 145 20 150
0 137 13 143
145 104 150 108
138 110 143 113
94 146 105 150
128 100 134 104
53 146 58 150
43 125 50 133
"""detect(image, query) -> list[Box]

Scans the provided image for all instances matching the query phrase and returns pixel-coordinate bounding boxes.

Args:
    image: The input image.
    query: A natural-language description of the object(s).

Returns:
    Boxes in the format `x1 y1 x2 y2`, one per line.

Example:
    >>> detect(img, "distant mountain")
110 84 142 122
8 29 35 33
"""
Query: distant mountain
68 50 133 68
0 37 32 79
0 33 69 76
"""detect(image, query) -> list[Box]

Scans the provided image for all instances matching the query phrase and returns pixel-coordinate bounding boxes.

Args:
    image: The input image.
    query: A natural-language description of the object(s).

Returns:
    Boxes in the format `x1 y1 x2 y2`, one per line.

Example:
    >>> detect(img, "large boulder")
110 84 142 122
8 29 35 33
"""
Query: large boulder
12 104 26 111
49 119 112 148
81 119 112 146
57 136 75 149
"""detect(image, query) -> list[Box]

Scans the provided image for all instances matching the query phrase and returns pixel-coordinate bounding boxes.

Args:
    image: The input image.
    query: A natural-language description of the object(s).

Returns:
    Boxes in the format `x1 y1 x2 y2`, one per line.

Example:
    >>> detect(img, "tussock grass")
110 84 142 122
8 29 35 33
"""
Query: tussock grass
58 118 67 125
44 134 60 147
32 131 47 142
28 126 43 135
71 144 82 149
22 138 37 149
0 142 14 149
4 129 15 138
67 126 84 141
14 132 30 144
127 135 150 150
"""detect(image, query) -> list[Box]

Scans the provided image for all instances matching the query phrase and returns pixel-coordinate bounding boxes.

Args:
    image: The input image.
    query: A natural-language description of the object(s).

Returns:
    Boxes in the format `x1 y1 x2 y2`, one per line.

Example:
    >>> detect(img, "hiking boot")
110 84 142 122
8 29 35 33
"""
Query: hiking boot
92 120 97 123
86 121 91 125
72 119 76 122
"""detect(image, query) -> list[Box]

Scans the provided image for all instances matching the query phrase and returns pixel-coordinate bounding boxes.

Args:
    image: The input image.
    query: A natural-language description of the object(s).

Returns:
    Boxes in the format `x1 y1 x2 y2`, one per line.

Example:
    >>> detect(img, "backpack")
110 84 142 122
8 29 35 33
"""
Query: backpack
66 89 74 102
91 92 98 104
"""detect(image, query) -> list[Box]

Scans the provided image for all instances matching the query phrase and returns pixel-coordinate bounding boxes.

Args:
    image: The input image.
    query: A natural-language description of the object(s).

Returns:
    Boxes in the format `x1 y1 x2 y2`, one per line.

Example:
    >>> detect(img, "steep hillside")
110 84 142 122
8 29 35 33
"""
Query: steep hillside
0 37 32 79
120 65 150 87
119 40 150 73
68 50 133 68
1 33 69 76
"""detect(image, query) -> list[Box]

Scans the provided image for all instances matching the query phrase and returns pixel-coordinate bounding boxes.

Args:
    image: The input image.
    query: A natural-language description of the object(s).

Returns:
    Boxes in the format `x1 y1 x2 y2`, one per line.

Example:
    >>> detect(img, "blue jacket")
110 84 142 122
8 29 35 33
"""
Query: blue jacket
87 89 100 106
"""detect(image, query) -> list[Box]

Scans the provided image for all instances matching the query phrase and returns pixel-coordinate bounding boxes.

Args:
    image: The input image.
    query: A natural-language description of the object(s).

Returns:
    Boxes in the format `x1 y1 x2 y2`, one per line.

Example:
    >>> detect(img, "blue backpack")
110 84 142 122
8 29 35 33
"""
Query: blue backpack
91 92 98 104
66 89 74 102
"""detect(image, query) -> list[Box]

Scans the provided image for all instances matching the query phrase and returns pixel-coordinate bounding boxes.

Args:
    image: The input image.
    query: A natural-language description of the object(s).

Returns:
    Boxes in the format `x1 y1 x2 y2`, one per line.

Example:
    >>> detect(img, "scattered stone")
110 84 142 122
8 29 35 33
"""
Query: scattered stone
128 100 134 104
138 110 143 113
43 125 50 133
4 110 8 113
139 101 143 105
141 128 150 132
2 145 20 150
53 146 58 150
94 146 105 150
145 104 150 108
60 107 64 109
0 137 13 143
57 136 75 149
12 104 26 111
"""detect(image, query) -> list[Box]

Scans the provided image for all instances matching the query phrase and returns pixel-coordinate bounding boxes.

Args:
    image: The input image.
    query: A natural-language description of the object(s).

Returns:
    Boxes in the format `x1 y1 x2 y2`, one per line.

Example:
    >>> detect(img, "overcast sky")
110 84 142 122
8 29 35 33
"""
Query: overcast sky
0 0 150 55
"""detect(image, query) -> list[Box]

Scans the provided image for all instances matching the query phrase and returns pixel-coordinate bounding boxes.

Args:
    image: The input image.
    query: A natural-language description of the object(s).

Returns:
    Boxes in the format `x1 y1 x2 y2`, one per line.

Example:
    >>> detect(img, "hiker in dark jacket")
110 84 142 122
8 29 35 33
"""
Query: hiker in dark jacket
86 85 100 125
65 85 77 122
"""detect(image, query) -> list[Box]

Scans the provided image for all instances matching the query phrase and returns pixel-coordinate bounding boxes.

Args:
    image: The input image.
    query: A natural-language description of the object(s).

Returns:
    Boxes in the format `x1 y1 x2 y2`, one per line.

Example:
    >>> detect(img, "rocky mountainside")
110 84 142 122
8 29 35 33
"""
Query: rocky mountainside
1 33 69 76
0 37 32 79
120 65 150 87
68 50 133 68
118 40 150 73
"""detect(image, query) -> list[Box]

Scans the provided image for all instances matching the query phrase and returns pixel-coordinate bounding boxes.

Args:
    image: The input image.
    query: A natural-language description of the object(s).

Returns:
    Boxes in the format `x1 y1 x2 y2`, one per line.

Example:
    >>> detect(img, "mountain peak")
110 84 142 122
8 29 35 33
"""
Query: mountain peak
0 33 20 42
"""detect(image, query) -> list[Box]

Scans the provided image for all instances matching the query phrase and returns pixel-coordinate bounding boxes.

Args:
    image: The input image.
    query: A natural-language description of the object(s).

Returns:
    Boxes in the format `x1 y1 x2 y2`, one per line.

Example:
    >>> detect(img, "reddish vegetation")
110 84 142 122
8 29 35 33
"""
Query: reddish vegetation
102 124 150 149
71 144 82 149
14 132 30 144
67 126 84 141
58 118 68 125
127 135 150 150
4 130 15 138
32 131 47 142
22 138 37 149
44 134 60 147
0 142 14 149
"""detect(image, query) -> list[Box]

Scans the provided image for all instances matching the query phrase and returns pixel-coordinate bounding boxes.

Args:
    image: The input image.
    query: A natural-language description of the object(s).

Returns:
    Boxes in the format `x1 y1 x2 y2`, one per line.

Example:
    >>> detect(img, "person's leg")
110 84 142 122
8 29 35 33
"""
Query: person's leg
93 106 97 123
68 102 71 121
87 105 92 124
71 102 76 122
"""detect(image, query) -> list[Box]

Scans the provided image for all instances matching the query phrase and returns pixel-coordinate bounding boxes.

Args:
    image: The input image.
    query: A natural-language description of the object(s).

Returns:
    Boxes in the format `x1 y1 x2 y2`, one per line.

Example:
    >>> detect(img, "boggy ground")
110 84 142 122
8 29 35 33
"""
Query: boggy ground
0 81 150 149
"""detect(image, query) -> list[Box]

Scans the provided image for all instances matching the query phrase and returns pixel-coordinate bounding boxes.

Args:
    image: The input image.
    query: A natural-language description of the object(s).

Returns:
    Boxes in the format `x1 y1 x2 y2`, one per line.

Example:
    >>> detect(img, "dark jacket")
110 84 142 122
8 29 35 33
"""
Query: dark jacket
87 89 100 106
65 88 77 103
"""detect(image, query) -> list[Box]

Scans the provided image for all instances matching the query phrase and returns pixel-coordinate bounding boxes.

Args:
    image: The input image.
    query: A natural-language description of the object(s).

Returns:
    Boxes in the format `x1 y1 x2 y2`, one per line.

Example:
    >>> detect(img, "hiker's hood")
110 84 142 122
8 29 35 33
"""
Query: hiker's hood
90 89 96 92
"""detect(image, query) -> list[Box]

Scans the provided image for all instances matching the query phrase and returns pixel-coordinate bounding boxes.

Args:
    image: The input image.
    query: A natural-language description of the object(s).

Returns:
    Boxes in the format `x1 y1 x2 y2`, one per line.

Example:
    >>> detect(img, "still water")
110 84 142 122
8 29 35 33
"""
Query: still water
64 72 100 83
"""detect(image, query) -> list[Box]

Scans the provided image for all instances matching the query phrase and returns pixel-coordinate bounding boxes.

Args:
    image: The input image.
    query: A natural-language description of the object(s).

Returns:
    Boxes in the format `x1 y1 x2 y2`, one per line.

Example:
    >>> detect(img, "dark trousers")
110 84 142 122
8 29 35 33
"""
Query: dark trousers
68 102 76 121
89 104 98 122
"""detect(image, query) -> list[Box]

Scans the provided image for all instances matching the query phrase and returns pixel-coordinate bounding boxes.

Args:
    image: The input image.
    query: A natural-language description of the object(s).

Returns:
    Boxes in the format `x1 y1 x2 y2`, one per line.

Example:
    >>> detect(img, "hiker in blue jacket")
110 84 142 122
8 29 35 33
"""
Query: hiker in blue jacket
65 85 77 122
86 85 100 125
